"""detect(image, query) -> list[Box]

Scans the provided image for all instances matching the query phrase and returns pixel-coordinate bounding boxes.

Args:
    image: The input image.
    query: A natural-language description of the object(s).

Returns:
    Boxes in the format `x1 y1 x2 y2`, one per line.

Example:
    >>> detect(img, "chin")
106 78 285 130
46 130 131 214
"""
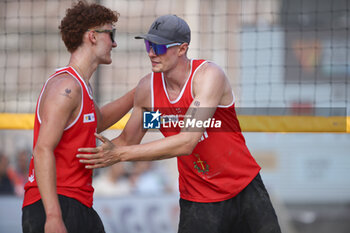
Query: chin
101 58 112 65
151 64 163 73
152 68 163 73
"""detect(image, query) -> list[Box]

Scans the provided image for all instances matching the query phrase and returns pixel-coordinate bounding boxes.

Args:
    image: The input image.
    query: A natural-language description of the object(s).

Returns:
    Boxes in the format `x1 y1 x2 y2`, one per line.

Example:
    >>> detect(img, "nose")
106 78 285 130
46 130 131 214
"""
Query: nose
112 41 117 48
147 47 156 57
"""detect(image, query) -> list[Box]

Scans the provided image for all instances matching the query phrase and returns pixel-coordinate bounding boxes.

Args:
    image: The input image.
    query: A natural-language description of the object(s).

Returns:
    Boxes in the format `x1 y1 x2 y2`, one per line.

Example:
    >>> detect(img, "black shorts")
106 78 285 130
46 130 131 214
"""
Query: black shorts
22 195 105 233
178 173 281 233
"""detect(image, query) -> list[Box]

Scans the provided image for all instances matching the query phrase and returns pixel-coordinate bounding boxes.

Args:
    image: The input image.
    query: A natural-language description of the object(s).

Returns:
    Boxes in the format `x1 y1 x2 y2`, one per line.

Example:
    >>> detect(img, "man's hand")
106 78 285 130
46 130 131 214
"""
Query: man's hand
77 133 120 169
44 216 67 233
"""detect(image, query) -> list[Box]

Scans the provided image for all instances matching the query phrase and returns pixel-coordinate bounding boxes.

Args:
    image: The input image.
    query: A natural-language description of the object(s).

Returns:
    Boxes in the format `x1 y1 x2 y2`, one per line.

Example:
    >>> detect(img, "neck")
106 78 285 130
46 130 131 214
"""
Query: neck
163 57 191 90
68 49 98 84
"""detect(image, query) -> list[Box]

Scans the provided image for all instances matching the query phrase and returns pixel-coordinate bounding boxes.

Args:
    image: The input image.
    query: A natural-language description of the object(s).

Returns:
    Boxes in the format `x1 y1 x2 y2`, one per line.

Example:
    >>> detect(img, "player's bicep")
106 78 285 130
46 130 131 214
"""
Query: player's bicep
179 65 226 143
187 65 226 123
193 64 227 108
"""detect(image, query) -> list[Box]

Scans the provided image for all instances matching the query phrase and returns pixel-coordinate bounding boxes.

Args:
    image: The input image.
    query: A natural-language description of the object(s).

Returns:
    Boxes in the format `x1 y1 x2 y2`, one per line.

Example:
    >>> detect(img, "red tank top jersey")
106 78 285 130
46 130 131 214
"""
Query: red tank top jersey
23 67 96 208
152 59 261 202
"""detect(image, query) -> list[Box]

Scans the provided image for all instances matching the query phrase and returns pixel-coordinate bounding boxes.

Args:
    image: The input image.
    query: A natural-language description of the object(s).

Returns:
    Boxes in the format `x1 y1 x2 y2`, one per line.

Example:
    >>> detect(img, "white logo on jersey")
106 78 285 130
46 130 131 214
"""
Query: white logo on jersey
83 113 95 123
28 169 35 183
199 130 209 142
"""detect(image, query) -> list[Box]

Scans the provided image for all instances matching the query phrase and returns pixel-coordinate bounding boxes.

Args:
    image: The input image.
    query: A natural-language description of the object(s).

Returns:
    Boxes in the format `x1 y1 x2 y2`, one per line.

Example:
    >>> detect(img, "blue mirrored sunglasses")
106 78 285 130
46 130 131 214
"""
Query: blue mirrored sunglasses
144 40 182 55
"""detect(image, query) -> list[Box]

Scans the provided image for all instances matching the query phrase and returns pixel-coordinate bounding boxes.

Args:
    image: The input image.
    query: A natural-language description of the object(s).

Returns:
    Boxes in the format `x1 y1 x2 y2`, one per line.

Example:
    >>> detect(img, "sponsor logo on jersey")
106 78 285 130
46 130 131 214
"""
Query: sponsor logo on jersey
28 169 35 183
193 154 210 174
83 113 95 123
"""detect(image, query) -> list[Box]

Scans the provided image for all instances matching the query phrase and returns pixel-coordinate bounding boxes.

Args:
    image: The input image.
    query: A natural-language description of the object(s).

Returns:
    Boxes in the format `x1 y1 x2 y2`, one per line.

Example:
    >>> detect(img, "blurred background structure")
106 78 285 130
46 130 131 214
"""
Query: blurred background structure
0 0 349 233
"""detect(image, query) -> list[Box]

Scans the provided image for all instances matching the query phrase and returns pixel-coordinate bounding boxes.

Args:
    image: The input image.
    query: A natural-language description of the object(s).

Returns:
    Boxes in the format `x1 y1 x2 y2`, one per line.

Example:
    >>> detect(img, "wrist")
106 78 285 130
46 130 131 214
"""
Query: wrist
45 207 62 219
118 146 128 162
46 212 63 221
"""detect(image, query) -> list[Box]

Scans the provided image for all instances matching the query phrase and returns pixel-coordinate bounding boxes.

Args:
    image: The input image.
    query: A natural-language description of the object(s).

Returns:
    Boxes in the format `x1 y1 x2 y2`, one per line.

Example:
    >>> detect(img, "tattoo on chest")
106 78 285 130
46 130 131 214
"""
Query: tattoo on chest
194 100 200 107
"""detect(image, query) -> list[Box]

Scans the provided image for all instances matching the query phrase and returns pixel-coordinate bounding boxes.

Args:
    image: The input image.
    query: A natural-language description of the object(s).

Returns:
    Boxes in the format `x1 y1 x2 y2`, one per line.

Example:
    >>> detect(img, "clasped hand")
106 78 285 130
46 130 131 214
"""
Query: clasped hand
77 133 120 169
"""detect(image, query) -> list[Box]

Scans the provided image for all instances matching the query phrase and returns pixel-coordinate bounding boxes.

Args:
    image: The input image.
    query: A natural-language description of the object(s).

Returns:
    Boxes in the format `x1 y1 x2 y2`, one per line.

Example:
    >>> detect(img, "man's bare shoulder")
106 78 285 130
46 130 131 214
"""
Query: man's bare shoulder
42 72 82 104
137 73 152 89
45 73 82 94
46 72 81 87
197 61 226 77
192 61 233 105
192 61 227 90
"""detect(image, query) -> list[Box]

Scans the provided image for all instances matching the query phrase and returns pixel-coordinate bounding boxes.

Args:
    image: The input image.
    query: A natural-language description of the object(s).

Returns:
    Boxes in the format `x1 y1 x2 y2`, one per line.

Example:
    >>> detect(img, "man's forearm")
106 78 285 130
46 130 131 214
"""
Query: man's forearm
34 147 62 218
97 88 135 133
78 130 201 169
119 132 195 162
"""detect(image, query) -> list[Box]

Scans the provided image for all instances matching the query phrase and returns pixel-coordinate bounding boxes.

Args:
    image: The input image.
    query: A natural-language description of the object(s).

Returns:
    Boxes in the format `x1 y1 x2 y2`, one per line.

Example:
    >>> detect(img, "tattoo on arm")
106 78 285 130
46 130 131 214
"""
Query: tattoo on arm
190 108 197 118
60 88 72 99
190 101 200 116
184 100 201 132
189 101 200 116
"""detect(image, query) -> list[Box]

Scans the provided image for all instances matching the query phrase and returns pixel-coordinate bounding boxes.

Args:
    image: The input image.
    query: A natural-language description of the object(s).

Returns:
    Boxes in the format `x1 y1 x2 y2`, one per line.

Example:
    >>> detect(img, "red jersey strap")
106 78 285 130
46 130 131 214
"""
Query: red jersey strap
151 59 207 110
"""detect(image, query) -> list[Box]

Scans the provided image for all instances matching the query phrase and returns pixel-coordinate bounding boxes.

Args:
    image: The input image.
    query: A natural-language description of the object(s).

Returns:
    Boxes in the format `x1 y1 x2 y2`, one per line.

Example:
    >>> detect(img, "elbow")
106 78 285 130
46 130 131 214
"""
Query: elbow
178 140 196 156
180 148 194 156
33 144 53 160
174 133 200 156
33 145 43 158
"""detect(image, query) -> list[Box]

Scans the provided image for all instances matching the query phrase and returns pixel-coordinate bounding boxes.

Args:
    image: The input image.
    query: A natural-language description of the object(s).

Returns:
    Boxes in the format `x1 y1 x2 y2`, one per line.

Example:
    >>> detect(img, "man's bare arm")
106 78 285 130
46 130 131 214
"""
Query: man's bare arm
34 74 81 232
95 87 136 133
76 74 151 167
78 63 229 168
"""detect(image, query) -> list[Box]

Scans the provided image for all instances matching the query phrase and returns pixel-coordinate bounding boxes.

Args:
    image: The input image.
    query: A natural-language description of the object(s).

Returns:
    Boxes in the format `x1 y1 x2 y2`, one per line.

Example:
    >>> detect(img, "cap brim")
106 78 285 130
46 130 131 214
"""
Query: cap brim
134 34 174 45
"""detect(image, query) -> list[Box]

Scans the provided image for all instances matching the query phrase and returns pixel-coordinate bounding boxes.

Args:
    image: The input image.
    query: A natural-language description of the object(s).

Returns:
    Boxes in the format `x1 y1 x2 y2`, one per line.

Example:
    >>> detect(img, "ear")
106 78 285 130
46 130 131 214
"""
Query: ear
87 30 97 44
178 43 189 56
